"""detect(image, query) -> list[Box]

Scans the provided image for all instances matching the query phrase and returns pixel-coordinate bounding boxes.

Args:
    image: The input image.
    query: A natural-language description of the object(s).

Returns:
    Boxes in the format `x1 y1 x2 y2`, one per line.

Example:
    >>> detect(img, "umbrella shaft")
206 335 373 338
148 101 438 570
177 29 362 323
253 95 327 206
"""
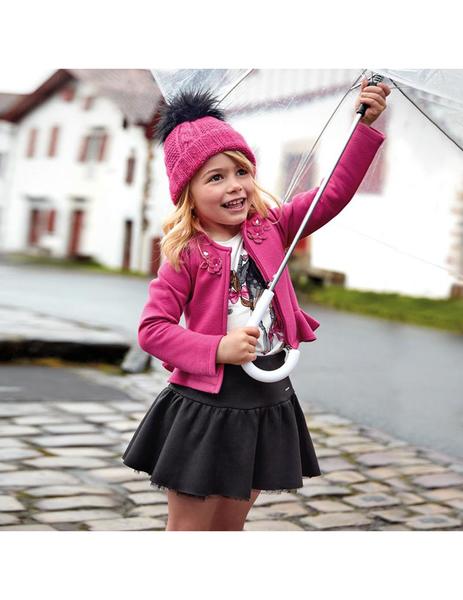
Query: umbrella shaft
268 111 365 292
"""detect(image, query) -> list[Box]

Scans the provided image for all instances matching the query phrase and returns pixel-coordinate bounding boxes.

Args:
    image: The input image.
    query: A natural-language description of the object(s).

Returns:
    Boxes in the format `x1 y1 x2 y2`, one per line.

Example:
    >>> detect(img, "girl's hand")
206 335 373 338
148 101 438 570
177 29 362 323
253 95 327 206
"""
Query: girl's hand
216 326 260 365
355 77 391 126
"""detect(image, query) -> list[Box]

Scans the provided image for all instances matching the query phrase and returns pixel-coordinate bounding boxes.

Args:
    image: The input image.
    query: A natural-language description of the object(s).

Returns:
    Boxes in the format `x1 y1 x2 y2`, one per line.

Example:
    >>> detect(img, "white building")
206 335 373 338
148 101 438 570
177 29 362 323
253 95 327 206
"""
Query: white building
0 69 161 273
1 69 462 299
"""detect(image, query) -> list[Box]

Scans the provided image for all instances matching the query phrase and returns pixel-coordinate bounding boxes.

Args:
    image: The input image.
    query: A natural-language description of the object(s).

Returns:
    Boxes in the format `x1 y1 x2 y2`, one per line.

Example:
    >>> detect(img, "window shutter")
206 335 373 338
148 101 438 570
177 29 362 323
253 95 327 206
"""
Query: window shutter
47 209 56 233
26 128 38 158
98 134 108 161
48 126 59 157
78 135 90 162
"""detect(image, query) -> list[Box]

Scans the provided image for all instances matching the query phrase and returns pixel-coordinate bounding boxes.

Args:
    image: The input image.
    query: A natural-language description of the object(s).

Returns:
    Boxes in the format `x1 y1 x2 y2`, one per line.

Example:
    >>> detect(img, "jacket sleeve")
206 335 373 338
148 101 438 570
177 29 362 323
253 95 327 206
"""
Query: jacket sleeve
270 122 385 248
138 254 224 377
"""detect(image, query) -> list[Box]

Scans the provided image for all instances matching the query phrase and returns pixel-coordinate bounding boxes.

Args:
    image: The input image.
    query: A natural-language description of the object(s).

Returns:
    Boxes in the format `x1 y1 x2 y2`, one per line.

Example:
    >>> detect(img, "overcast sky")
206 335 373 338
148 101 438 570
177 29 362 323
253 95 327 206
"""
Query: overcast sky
0 70 57 94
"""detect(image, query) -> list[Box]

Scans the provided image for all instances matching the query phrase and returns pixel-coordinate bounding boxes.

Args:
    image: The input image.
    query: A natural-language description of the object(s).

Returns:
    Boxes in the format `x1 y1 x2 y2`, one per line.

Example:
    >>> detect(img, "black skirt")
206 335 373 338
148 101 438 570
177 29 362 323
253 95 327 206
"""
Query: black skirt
121 350 321 502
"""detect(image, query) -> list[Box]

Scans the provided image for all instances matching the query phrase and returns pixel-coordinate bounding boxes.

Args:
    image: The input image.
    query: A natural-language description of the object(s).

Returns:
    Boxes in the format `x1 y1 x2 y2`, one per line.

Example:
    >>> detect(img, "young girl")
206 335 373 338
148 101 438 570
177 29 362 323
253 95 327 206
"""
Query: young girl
122 77 390 531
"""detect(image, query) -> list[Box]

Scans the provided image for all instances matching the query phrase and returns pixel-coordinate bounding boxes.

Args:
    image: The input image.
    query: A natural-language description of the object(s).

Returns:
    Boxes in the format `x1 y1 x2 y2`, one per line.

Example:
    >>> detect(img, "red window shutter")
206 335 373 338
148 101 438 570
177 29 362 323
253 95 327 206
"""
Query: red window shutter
78 135 90 162
125 155 136 184
61 86 75 102
98 134 108 161
47 209 56 233
26 128 38 158
83 96 94 110
48 126 59 157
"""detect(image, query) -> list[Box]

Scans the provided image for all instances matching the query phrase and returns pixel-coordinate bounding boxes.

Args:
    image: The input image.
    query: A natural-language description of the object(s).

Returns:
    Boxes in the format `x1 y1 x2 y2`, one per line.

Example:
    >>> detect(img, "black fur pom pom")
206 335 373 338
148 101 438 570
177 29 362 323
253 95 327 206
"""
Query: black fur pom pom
154 87 225 143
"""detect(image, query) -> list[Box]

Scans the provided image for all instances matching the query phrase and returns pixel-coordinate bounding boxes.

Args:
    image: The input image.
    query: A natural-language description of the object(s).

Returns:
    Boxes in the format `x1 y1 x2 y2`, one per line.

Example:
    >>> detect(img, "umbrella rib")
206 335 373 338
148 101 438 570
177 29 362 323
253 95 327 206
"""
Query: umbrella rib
283 69 368 204
390 77 463 152
219 69 255 103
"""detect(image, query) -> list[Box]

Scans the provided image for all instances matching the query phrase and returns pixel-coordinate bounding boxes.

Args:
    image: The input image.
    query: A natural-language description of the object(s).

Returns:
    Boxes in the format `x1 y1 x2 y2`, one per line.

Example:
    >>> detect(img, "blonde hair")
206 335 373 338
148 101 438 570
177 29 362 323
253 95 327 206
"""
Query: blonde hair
159 150 283 272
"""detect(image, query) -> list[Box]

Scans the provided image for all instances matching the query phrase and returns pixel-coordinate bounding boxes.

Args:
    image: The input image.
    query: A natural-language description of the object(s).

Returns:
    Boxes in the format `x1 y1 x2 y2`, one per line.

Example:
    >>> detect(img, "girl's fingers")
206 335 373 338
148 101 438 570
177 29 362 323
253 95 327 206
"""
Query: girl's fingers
359 93 386 108
361 90 387 101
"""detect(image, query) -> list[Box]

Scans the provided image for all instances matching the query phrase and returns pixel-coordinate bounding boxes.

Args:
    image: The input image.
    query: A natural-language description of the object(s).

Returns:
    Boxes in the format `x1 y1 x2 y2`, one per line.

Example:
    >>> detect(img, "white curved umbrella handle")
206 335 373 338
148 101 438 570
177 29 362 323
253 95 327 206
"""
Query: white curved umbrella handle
241 289 300 382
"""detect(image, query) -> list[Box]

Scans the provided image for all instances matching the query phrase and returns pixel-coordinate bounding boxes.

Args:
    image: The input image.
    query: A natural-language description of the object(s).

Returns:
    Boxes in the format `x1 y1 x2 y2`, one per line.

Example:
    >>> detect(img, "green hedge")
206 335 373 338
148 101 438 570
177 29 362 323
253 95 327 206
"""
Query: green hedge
292 275 463 334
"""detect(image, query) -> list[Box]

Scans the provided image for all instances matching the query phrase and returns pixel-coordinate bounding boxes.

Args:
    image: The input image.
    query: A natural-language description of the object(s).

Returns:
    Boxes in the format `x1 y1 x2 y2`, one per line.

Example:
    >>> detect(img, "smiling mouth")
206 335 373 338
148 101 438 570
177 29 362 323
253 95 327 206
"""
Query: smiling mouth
221 198 246 209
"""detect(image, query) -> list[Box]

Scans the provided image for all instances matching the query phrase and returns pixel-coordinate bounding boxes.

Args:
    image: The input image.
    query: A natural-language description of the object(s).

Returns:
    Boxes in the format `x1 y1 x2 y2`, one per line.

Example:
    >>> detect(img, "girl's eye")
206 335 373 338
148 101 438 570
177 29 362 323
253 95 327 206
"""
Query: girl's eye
209 169 247 182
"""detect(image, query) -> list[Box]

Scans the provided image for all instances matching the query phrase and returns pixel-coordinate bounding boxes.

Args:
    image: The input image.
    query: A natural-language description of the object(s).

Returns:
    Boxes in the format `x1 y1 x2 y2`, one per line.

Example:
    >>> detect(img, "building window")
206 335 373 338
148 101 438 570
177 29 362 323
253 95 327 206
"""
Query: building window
280 145 318 254
281 150 317 199
83 96 94 111
26 128 38 158
47 126 60 157
78 128 109 162
125 151 136 184
61 85 75 102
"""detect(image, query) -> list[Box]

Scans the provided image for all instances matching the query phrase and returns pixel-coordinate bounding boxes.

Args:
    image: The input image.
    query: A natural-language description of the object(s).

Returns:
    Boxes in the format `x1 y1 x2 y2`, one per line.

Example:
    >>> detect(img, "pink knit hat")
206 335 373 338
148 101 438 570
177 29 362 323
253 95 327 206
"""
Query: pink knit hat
155 88 256 205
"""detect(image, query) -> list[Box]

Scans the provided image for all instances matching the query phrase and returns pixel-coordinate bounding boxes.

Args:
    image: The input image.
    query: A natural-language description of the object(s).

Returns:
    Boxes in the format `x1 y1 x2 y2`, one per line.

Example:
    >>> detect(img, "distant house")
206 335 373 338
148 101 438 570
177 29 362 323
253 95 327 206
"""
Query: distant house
1 69 461 299
0 69 163 274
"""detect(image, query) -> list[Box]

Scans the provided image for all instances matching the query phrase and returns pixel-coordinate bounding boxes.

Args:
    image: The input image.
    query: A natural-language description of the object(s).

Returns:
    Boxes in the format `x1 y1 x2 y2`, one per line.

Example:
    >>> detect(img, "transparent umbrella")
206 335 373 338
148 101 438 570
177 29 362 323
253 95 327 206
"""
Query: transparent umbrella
151 68 463 381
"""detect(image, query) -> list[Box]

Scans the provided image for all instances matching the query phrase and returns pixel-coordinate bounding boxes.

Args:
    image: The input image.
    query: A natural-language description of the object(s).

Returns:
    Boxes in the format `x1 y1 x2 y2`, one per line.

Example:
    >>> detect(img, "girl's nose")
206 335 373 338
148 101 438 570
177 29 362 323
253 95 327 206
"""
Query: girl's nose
228 178 243 192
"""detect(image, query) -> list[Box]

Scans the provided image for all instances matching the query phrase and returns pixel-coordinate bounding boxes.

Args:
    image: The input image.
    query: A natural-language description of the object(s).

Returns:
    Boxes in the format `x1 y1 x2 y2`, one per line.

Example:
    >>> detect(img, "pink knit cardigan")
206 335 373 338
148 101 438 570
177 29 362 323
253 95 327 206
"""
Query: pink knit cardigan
138 123 385 393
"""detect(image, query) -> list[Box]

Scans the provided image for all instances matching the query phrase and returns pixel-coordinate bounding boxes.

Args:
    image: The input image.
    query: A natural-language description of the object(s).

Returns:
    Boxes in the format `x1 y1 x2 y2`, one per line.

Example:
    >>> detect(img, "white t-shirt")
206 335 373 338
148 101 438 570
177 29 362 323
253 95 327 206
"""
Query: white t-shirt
214 231 286 356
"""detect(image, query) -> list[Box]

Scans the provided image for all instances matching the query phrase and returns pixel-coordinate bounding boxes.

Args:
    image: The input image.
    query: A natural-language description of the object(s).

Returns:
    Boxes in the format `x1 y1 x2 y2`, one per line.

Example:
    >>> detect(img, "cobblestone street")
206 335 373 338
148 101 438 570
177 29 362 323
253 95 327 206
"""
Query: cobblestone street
1 364 463 531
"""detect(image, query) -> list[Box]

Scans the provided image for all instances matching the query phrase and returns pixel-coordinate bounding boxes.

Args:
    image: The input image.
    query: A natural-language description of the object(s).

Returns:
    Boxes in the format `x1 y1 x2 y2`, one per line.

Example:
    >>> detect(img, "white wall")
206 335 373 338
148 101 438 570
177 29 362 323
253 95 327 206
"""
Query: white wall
1 80 149 271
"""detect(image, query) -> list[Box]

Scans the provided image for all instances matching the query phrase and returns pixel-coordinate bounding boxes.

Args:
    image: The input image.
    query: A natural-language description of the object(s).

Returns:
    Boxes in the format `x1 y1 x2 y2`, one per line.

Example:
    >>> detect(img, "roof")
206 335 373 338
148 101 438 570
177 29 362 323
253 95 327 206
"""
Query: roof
68 69 161 124
0 69 162 126
0 93 27 114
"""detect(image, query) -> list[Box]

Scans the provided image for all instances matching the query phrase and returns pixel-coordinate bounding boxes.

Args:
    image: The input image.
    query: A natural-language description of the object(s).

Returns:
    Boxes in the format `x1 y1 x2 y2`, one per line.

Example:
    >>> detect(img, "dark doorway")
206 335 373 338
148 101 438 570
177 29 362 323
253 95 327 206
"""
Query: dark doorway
27 208 41 246
68 209 84 257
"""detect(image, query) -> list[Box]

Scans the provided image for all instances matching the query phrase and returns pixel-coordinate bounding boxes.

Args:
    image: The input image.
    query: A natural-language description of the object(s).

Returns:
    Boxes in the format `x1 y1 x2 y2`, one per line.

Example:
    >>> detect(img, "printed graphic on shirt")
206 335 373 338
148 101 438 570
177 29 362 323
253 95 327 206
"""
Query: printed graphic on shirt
228 248 285 354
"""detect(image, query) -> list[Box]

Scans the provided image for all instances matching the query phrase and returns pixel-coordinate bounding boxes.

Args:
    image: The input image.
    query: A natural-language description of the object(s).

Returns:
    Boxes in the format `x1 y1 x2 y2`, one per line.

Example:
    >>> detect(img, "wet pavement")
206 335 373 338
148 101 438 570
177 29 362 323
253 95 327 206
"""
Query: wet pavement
293 305 463 459
1 259 462 458
0 363 462 531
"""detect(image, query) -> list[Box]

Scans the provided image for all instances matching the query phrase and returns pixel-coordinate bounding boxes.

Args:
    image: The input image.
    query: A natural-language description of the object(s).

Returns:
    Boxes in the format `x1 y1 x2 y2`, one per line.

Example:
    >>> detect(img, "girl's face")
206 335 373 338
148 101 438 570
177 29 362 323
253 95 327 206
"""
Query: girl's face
189 153 254 240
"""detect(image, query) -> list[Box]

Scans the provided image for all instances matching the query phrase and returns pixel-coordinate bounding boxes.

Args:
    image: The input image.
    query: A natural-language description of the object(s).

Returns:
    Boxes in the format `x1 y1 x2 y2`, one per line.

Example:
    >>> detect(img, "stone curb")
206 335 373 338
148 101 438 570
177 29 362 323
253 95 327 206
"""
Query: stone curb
0 305 131 365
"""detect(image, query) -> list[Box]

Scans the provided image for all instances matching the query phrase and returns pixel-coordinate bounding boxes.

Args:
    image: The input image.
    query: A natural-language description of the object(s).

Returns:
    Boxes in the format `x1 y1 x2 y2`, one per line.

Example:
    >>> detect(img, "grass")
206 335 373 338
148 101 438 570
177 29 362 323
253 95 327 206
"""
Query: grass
4 252 149 278
292 274 463 334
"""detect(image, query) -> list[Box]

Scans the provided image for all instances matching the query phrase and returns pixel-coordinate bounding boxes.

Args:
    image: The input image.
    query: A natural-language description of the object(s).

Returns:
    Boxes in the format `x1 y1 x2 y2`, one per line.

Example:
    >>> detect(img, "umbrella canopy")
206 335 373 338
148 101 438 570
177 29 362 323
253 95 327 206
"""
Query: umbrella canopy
151 68 463 290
